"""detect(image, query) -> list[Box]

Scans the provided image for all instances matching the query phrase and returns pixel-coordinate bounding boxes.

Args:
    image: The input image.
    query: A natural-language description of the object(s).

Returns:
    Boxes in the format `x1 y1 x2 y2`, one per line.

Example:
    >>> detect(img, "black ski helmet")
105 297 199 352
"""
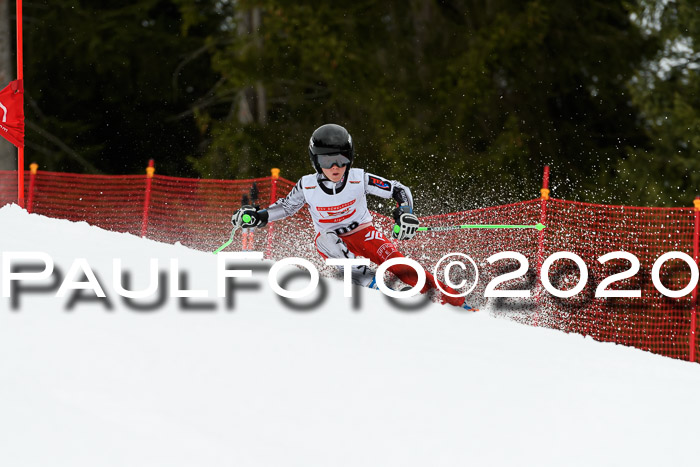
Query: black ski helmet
308 124 354 174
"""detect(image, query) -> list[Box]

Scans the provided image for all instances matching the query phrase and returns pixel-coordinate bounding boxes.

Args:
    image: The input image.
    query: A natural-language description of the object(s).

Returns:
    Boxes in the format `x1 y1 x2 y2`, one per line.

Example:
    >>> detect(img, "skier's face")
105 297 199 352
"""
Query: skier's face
322 164 346 182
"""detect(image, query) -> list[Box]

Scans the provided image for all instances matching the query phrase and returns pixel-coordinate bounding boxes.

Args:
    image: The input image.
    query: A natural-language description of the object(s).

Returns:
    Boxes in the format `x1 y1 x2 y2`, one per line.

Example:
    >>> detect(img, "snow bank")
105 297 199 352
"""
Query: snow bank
1 204 699 466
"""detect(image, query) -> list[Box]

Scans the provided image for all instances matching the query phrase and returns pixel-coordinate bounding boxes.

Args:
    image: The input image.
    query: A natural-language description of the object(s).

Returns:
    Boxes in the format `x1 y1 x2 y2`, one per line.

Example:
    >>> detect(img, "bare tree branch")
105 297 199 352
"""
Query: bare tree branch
26 120 103 174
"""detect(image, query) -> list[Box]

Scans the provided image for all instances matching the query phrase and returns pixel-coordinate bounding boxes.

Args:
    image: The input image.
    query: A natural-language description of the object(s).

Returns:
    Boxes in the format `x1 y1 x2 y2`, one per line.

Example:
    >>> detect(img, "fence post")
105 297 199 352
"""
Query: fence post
690 196 700 362
27 163 38 213
16 0 25 208
265 168 280 259
533 166 550 326
140 159 155 238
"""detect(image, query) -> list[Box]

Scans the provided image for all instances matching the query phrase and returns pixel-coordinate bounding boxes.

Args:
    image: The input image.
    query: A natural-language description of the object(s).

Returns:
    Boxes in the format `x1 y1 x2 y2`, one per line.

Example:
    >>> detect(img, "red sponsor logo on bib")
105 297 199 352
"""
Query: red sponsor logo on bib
316 199 356 212
318 209 356 223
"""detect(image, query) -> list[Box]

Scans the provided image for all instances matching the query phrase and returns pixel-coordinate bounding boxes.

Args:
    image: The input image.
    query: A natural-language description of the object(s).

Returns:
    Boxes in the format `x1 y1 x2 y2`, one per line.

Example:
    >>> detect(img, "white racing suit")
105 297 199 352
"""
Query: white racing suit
265 168 413 286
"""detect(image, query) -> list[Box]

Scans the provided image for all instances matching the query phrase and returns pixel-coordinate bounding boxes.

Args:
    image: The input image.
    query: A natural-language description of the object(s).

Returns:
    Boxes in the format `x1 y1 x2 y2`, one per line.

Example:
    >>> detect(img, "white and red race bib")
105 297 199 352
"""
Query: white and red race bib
301 168 373 235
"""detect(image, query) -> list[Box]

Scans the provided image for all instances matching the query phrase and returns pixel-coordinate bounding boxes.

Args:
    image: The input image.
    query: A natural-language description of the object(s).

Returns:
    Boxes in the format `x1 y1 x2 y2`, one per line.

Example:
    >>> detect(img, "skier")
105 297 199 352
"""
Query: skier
231 123 475 310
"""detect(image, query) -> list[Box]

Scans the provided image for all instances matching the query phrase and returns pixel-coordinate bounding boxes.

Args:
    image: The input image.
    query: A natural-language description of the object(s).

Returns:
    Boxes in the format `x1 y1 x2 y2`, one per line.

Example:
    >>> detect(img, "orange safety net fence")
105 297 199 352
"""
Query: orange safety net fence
0 169 296 252
393 199 698 362
1 169 698 362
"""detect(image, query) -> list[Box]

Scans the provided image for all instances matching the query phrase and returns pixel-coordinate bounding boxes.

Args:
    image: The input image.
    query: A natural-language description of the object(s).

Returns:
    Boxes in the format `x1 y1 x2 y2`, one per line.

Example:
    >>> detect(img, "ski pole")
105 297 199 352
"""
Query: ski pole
406 222 546 233
213 225 241 254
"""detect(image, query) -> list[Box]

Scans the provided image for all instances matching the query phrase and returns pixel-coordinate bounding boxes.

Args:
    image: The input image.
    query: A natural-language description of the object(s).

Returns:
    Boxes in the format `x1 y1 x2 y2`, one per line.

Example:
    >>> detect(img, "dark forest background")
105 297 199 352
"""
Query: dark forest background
2 0 698 210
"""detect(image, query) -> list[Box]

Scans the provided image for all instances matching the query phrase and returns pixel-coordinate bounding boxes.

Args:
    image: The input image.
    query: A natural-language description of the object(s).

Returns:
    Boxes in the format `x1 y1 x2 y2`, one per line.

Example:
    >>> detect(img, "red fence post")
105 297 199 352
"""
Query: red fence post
26 162 38 213
690 196 700 362
533 166 550 326
16 0 24 209
265 168 280 259
17 150 24 208
140 159 155 238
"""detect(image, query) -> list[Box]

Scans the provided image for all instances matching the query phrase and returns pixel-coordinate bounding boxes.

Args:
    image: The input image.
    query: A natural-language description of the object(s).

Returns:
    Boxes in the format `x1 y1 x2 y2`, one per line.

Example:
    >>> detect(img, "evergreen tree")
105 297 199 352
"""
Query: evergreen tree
195 0 653 209
617 0 700 206
24 0 225 175
21 1 693 209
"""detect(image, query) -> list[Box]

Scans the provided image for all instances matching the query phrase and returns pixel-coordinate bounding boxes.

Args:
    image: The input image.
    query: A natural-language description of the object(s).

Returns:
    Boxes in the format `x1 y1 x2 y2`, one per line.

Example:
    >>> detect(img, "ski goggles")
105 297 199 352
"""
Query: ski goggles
316 154 351 169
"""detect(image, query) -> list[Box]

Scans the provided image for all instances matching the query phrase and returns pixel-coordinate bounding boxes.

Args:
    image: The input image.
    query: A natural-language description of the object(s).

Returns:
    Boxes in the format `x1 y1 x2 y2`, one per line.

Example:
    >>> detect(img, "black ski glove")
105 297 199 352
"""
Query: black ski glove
392 206 419 240
232 205 269 228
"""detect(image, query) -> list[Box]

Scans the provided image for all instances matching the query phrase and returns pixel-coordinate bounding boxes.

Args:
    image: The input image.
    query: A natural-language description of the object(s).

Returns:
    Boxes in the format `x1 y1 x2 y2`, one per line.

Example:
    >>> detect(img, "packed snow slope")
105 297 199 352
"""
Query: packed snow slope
1 203 699 467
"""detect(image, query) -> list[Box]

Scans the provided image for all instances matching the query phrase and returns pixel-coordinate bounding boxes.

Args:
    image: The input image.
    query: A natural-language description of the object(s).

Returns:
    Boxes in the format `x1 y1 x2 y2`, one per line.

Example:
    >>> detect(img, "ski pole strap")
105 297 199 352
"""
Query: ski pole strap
416 223 546 232
213 225 240 254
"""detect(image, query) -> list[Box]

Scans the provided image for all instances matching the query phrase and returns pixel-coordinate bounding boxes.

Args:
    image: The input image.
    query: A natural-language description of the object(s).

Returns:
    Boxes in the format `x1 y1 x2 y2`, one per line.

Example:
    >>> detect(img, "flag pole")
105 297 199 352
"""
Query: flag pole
16 0 24 208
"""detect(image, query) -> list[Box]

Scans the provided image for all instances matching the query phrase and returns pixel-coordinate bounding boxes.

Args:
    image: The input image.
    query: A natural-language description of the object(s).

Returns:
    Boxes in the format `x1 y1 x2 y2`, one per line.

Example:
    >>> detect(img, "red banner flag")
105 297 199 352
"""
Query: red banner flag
0 79 24 148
